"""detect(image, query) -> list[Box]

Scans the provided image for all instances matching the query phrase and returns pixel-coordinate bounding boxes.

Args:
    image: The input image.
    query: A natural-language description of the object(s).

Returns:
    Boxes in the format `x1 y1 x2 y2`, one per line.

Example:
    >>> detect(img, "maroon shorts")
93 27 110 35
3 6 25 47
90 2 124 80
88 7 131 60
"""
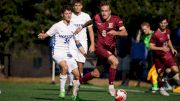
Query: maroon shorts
154 52 177 74
95 42 115 59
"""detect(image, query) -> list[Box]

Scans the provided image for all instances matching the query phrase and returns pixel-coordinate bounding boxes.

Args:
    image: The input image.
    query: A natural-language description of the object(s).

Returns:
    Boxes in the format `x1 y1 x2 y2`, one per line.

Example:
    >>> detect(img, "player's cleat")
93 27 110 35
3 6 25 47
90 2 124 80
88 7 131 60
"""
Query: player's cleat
159 88 169 96
71 95 81 101
164 81 172 91
151 87 159 93
173 86 180 93
67 85 73 96
59 91 65 98
108 88 116 96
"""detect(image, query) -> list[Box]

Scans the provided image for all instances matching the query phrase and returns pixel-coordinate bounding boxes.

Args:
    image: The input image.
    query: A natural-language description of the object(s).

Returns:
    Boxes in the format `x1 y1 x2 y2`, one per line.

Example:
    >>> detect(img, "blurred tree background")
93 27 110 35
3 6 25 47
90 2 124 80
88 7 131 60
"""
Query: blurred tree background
0 0 180 55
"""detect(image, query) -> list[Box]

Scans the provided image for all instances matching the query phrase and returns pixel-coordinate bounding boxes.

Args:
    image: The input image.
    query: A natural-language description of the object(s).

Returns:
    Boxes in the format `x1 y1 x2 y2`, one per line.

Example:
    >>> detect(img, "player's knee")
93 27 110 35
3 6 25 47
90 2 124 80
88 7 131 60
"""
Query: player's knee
60 74 67 79
72 68 80 80
74 75 80 80
61 66 68 72
171 66 179 73
111 59 119 67
165 68 171 74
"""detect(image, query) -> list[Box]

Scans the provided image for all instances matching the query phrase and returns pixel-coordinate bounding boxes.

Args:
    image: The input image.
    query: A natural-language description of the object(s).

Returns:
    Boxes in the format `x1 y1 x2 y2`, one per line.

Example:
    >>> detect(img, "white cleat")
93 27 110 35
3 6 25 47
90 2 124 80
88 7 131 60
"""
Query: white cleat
108 89 116 96
160 88 169 96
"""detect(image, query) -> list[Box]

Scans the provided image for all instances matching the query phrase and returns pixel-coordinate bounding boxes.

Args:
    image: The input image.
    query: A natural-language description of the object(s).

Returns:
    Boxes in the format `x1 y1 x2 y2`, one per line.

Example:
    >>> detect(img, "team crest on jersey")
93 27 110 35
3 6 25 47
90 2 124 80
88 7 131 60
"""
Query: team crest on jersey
108 23 113 28
102 30 106 37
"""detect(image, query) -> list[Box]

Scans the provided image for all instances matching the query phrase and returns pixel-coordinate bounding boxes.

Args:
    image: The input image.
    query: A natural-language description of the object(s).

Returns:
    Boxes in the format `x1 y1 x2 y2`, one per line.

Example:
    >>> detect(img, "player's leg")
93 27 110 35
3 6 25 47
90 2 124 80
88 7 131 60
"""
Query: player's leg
67 73 74 95
79 56 105 84
67 59 81 101
67 62 84 96
68 41 87 96
108 54 119 96
153 58 169 96
77 62 84 77
79 66 103 84
169 65 180 85
71 68 81 101
157 71 169 96
58 60 68 98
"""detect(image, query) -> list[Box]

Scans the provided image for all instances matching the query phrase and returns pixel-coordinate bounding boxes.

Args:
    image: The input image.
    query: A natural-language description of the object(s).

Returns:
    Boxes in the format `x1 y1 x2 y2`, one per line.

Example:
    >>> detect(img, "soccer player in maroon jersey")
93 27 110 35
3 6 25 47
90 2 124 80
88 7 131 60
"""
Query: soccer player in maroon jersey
80 1 128 96
150 16 180 96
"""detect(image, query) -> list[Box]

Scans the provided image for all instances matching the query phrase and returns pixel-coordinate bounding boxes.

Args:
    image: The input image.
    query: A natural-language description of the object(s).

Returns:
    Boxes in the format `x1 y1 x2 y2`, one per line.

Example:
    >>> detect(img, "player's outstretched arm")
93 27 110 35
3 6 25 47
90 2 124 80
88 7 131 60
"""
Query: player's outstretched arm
82 20 93 29
108 26 128 36
135 30 142 43
74 20 93 35
87 25 95 53
149 43 169 52
167 34 178 56
75 40 87 58
38 31 49 40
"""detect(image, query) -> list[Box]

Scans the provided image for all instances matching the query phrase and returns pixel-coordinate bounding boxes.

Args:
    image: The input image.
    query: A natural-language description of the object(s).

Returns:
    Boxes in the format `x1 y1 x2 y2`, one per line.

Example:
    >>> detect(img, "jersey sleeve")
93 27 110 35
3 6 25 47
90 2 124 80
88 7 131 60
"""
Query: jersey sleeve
86 14 93 27
46 24 57 37
93 14 100 23
150 33 157 44
115 16 124 29
86 14 91 21
166 29 171 40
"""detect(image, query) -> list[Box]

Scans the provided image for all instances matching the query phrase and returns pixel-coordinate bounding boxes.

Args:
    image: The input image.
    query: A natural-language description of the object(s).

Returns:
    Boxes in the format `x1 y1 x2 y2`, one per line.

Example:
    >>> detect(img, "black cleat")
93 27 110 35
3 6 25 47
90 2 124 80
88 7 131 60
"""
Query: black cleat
66 85 73 96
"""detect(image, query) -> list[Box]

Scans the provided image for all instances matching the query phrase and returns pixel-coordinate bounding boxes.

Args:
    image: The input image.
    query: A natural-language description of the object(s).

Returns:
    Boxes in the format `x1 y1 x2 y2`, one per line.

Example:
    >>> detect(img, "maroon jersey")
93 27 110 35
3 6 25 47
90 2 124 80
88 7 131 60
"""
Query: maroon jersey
150 28 171 56
93 14 124 48
150 28 176 72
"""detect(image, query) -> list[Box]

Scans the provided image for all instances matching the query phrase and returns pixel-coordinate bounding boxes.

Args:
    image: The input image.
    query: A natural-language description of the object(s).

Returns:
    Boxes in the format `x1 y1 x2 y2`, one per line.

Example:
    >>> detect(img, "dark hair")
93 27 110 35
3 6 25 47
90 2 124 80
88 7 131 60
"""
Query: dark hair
158 16 169 23
100 1 111 9
61 5 72 13
72 0 83 5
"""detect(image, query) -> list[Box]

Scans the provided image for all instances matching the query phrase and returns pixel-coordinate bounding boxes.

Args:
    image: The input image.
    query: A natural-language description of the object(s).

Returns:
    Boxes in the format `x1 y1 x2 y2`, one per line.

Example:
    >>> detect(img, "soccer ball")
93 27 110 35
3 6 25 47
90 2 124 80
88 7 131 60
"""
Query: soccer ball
115 89 127 101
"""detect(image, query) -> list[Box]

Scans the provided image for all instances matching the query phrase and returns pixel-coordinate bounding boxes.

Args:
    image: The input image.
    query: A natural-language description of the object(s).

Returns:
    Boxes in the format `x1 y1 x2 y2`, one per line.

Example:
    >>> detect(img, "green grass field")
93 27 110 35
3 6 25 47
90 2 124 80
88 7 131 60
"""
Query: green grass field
0 82 180 101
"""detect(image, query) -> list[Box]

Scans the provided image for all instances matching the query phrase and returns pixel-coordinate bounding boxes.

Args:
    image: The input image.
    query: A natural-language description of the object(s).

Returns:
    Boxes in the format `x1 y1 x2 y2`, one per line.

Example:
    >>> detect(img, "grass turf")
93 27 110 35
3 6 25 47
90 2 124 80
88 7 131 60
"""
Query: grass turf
0 82 180 101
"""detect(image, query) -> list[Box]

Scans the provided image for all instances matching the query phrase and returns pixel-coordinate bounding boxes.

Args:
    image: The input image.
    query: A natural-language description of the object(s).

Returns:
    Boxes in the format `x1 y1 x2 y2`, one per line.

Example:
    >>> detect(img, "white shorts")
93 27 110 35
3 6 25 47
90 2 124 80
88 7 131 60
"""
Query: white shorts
71 41 88 63
52 53 78 74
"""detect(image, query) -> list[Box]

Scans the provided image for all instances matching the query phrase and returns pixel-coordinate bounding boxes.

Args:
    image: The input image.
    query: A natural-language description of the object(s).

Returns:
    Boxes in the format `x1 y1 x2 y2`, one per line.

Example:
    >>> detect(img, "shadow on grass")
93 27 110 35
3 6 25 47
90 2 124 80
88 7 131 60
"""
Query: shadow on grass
80 89 105 93
33 97 98 101
33 97 59 101
35 88 58 91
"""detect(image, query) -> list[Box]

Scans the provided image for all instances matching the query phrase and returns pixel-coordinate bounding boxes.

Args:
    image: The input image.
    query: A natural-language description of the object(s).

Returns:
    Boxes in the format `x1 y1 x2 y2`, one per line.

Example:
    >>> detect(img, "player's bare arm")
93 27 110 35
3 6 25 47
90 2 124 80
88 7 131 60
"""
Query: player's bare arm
87 25 95 53
73 20 93 35
82 20 93 28
38 31 49 40
150 43 169 52
167 34 178 55
135 30 142 43
108 26 128 36
73 27 82 34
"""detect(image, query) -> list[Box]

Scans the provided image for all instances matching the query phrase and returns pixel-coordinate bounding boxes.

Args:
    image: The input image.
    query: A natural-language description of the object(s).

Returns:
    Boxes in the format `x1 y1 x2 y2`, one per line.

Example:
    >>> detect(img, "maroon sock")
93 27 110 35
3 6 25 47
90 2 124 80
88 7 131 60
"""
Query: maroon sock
109 68 117 85
79 72 93 84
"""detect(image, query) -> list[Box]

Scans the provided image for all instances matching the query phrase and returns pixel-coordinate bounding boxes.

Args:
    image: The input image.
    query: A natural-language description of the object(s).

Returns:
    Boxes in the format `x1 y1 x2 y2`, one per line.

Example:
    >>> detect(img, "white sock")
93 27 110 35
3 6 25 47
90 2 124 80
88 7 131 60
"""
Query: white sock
68 73 74 86
60 74 67 92
72 80 80 96
109 84 114 90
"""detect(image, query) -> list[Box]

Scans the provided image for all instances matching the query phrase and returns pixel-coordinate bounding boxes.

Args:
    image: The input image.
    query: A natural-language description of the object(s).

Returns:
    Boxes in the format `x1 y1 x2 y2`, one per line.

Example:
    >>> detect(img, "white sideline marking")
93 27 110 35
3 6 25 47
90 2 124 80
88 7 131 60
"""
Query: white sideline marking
81 85 144 93
80 85 180 95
